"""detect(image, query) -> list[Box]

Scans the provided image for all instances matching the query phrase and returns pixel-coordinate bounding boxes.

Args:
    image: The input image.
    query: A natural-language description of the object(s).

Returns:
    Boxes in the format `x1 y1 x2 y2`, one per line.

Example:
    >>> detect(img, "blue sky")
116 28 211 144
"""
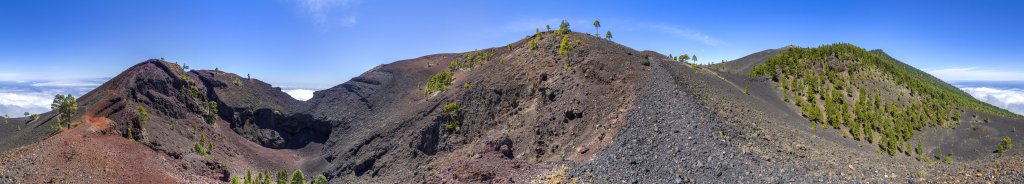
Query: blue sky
2 0 1024 115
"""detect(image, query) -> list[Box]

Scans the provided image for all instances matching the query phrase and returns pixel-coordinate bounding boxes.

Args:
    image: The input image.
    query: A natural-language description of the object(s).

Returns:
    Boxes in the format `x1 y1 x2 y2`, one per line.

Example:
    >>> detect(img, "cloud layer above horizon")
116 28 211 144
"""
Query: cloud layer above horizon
0 79 100 117
284 89 316 101
959 86 1024 116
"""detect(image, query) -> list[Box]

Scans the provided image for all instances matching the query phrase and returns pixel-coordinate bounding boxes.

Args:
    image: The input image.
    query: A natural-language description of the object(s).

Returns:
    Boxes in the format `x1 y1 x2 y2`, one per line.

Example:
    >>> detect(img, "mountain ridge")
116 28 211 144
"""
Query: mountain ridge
1 32 1024 183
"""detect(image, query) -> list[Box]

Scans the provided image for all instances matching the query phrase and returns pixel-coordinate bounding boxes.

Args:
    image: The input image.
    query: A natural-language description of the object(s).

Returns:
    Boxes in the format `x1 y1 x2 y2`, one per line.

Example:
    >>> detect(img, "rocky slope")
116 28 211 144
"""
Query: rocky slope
1 30 1024 183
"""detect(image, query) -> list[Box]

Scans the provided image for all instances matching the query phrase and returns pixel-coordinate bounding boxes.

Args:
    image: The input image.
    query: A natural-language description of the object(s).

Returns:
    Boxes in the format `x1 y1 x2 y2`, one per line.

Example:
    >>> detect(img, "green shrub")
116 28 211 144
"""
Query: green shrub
277 171 289 184
312 174 328 184
999 136 1013 156
558 35 573 56
194 132 211 157
916 141 923 155
605 30 613 40
443 102 461 132
443 102 460 114
244 170 252 184
424 70 454 96
263 170 272 184
743 87 749 94
458 50 492 69
942 150 953 163
138 106 149 126
206 101 218 124
231 176 240 184
290 169 305 184
528 39 538 50
127 127 135 141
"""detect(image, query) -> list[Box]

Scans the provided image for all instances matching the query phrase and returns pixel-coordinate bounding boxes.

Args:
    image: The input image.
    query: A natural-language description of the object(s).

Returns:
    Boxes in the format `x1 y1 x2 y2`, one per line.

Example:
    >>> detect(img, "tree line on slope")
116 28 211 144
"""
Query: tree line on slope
750 43 1019 158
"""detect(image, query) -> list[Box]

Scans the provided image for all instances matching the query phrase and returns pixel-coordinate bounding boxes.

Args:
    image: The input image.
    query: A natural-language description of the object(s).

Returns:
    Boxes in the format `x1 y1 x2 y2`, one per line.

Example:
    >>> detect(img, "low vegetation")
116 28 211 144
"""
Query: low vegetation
138 106 149 126
999 136 1013 156
230 168 327 184
23 112 39 122
206 101 219 124
194 132 212 157
424 70 453 97
423 50 492 97
529 38 538 50
442 102 461 132
452 50 492 70
558 35 573 56
749 43 1021 158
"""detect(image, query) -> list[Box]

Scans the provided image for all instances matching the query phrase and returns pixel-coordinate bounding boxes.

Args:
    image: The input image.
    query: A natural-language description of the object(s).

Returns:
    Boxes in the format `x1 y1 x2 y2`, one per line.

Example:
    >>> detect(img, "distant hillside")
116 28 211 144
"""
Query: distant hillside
748 43 1021 156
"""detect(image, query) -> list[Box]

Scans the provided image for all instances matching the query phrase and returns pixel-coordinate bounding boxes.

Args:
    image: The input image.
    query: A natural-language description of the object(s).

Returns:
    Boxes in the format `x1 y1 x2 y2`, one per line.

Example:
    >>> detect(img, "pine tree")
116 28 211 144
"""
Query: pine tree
290 169 305 184
558 20 571 35
138 106 149 126
50 94 78 132
558 35 571 56
605 30 612 40
277 171 289 184
245 170 253 184
916 140 923 155
312 174 328 184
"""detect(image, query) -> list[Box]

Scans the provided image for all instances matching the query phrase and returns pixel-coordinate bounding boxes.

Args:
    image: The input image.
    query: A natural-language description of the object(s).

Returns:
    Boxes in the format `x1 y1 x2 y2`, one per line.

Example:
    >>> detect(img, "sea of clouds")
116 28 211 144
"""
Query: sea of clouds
0 79 319 117
0 79 102 117
954 81 1024 116
283 89 316 101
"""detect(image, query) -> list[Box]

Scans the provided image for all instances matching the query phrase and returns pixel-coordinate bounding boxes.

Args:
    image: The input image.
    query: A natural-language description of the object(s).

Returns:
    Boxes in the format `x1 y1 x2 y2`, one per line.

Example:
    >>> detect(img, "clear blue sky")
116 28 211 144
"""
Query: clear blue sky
2 0 1024 89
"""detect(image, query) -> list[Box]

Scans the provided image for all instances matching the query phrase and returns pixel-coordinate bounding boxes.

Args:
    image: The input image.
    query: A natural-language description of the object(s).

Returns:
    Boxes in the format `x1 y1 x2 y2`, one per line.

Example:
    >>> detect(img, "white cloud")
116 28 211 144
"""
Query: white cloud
293 0 360 28
0 93 51 109
960 86 1024 116
283 89 316 101
31 80 103 87
649 24 726 47
0 79 101 116
0 92 54 117
926 67 1024 82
